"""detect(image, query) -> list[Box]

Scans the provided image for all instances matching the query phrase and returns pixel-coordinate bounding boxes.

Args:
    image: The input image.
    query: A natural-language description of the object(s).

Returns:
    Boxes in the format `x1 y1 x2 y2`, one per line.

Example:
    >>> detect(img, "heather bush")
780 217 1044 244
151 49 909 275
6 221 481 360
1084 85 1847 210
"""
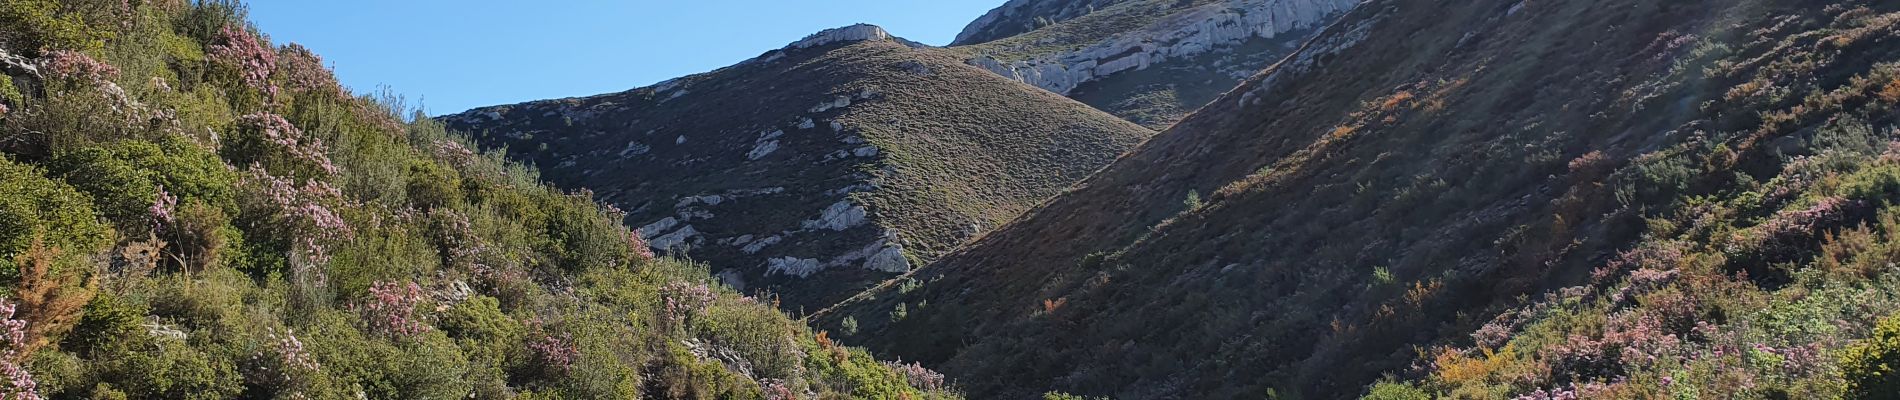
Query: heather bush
0 2 959 398
361 280 430 339
206 26 275 98
224 112 338 179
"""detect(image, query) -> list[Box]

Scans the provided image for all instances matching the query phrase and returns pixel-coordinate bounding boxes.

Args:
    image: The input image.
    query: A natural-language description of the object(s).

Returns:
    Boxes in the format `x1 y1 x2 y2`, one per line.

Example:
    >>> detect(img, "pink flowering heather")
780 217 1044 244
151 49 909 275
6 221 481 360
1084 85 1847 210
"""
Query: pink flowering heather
149 185 178 231
240 167 354 274
363 280 431 338
0 301 40 400
269 328 319 372
760 379 795 400
431 209 489 270
0 103 9 117
1513 381 1614 400
627 229 656 260
38 50 119 83
275 44 340 96
883 360 947 391
431 139 476 168
1546 312 1686 381
238 113 338 176
661 282 716 324
528 333 580 374
246 327 320 390
208 26 278 97
1742 196 1860 258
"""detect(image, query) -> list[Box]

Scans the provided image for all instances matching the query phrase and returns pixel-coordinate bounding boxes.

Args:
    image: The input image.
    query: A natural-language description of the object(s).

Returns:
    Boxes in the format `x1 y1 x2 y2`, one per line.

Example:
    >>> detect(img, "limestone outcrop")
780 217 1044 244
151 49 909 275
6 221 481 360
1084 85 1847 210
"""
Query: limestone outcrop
970 0 1359 95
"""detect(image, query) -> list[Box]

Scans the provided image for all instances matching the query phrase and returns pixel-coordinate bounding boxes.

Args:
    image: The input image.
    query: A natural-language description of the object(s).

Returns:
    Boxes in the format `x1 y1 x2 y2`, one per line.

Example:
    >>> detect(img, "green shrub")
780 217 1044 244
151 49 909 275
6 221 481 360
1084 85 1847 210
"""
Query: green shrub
539 193 632 272
0 155 111 281
47 138 238 230
405 158 464 210
91 337 244 400
1842 314 1900 398
1362 380 1430 400
0 0 114 53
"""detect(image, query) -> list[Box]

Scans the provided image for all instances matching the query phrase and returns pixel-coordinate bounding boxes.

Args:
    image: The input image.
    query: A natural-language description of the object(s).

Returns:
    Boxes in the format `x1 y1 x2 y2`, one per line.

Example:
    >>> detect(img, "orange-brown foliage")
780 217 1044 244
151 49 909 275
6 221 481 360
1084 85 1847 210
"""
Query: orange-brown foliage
13 238 98 358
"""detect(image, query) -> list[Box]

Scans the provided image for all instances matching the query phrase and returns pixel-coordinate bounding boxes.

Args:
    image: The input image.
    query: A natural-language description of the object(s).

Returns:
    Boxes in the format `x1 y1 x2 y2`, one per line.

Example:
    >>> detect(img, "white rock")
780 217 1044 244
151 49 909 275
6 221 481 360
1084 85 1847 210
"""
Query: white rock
791 24 891 49
852 146 880 157
797 118 817 129
676 135 687 144
863 245 910 273
619 141 651 158
802 201 868 231
649 225 700 251
717 269 747 291
765 257 825 278
810 96 852 113
639 217 680 238
747 140 780 160
969 0 1359 95
742 235 782 254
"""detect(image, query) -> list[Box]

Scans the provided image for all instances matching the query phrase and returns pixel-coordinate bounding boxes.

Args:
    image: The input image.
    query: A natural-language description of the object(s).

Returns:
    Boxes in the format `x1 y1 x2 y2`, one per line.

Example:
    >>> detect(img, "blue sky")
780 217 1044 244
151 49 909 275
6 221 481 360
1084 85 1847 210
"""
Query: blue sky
247 1 1001 115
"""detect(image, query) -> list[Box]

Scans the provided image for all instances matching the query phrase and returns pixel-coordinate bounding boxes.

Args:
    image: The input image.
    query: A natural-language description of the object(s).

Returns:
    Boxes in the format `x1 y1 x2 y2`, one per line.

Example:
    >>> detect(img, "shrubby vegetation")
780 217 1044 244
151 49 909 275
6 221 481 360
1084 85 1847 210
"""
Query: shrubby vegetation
0 1 956 398
1368 3 1900 399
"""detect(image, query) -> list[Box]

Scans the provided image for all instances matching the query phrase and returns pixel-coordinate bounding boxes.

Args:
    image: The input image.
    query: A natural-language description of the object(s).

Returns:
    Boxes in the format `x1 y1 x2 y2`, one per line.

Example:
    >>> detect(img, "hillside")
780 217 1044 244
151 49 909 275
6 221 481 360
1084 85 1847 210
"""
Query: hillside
0 1 955 398
950 0 1136 46
819 0 1900 398
954 0 1359 128
441 25 1152 313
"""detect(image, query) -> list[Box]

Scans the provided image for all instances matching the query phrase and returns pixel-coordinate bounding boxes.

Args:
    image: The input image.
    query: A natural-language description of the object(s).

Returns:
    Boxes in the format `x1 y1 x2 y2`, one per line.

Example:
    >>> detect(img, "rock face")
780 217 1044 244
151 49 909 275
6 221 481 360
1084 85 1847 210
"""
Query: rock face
442 24 1151 312
969 0 1359 96
792 24 895 49
952 0 1138 46
945 0 1359 129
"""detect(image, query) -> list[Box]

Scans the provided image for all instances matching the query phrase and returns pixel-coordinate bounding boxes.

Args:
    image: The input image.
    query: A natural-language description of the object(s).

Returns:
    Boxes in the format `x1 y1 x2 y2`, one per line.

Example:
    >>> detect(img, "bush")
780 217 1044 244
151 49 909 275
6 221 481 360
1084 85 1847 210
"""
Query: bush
0 156 110 283
1842 314 1900 398
46 137 239 231
90 337 244 400
1362 380 1430 400
0 0 114 53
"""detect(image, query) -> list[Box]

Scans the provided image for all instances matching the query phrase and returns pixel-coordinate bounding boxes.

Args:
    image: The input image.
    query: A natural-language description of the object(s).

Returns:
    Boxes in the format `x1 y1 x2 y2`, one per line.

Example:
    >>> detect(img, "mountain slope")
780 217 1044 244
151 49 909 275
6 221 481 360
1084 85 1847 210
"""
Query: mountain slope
0 1 955 398
821 0 1900 398
951 0 1137 46
955 0 1358 128
442 25 1152 312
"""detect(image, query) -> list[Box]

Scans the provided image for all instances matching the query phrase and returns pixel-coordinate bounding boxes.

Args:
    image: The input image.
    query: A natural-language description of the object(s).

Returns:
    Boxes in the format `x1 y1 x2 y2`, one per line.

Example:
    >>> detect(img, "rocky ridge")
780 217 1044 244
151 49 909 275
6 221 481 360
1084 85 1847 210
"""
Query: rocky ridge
967 0 1358 96
444 24 1151 311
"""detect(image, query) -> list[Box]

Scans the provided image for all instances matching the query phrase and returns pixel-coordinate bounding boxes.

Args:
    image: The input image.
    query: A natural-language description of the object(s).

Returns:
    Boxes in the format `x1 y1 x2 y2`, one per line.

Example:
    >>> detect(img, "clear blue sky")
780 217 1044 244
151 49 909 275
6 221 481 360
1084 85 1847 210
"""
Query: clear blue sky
247 1 1001 115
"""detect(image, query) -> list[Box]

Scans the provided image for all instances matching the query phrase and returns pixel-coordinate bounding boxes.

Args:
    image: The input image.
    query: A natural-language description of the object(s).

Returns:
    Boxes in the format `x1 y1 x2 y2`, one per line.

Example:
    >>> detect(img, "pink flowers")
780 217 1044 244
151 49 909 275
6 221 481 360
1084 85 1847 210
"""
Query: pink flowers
241 167 353 273
237 113 338 176
149 185 178 231
528 333 580 374
760 379 795 400
0 301 39 400
627 229 655 260
661 282 715 324
364 280 431 338
431 140 476 168
268 328 319 372
1545 312 1685 380
276 44 339 96
1513 381 1611 400
38 50 118 83
883 360 947 391
209 26 278 97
